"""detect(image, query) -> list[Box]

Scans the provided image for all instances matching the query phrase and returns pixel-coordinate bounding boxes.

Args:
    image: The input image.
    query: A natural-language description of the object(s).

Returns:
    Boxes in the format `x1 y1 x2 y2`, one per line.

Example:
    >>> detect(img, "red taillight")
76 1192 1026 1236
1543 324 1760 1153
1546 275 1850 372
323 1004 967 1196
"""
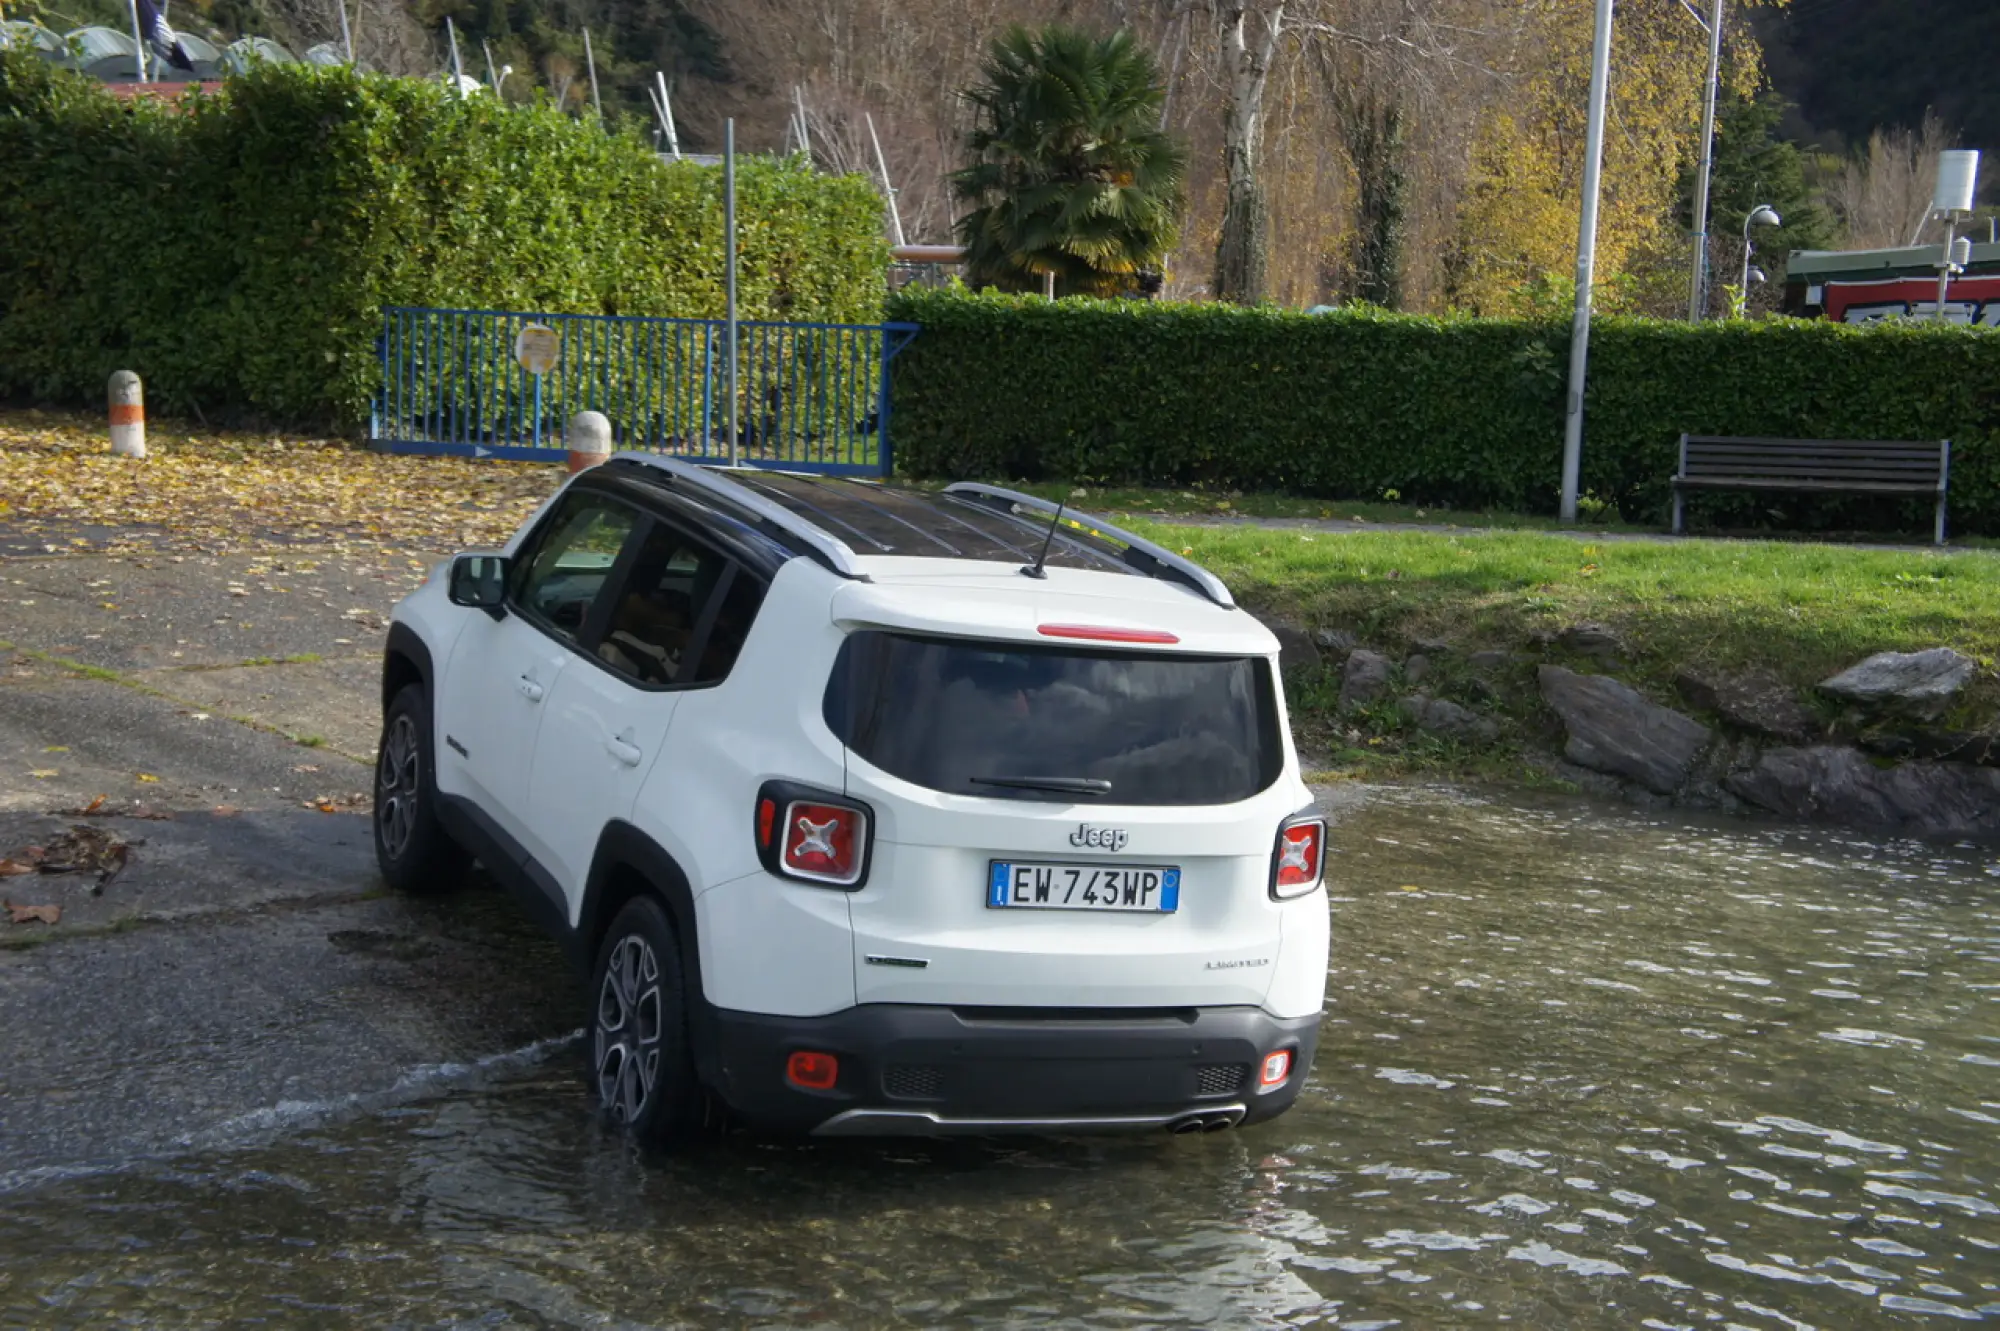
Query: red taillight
1037 623 1181 644
1259 1050 1293 1089
755 796 777 849
786 1050 839 1091
781 800 867 886
1271 818 1325 898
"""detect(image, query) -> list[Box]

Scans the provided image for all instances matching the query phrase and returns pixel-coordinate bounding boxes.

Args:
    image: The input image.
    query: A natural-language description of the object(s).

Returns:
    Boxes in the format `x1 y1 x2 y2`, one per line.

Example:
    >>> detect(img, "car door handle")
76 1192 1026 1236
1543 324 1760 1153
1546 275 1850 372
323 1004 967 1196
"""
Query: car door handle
516 675 545 703
605 736 643 767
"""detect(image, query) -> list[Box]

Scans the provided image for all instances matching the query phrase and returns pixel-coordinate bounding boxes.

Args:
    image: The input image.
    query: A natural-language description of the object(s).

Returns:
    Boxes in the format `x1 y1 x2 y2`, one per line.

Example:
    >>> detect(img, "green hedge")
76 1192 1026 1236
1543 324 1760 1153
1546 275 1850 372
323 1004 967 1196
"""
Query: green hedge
885 288 2000 535
0 53 887 426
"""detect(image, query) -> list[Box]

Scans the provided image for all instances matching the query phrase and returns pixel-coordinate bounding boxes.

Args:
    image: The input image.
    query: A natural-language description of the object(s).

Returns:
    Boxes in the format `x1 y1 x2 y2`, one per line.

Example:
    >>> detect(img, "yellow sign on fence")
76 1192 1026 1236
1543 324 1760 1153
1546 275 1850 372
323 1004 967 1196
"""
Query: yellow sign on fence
513 323 560 376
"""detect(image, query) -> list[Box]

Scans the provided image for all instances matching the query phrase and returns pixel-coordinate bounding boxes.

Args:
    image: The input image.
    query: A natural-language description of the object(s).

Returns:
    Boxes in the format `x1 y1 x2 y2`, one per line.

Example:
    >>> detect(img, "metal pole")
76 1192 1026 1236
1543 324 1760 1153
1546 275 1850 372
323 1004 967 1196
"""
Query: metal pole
583 27 601 119
1561 0 1614 524
657 72 680 158
337 0 353 63
1739 213 1753 301
1686 0 1724 320
866 112 906 247
725 117 739 468
482 38 498 92
1936 215 1956 321
445 17 464 96
126 0 146 81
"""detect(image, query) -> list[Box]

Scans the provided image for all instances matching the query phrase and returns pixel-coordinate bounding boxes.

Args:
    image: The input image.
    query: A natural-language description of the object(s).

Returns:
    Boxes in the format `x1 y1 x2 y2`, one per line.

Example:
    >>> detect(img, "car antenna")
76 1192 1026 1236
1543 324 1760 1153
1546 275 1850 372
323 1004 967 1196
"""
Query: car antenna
1021 500 1066 580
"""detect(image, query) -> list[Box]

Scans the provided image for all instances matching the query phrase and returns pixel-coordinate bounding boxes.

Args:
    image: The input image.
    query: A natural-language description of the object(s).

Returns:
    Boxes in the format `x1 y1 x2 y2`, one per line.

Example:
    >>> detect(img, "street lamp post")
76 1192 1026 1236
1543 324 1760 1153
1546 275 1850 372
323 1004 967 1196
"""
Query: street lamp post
1686 0 1725 321
1738 205 1780 314
1560 0 1616 525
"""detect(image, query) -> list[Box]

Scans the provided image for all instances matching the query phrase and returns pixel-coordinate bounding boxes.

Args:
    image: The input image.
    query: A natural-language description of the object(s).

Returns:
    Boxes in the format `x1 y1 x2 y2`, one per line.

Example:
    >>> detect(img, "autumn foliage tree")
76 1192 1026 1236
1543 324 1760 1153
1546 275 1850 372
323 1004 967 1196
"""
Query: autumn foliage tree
952 25 1187 297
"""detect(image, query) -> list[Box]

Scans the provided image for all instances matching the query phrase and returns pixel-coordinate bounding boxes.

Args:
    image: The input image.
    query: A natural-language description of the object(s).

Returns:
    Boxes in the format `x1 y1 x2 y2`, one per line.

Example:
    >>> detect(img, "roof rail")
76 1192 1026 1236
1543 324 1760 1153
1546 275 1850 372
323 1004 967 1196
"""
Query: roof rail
611 454 868 580
942 483 1236 609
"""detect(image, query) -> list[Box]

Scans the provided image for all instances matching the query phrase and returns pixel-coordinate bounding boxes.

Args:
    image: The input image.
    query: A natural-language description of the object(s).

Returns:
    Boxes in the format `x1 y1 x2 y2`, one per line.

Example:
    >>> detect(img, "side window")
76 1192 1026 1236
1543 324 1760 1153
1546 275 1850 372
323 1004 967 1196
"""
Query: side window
691 567 766 683
510 493 639 642
595 522 743 687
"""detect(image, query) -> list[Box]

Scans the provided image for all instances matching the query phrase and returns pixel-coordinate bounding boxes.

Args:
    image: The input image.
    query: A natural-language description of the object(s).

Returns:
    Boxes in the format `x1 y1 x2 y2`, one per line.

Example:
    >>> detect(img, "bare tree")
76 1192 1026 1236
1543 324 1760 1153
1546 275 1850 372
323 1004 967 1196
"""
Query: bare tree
1835 115 1957 249
1212 1 1283 304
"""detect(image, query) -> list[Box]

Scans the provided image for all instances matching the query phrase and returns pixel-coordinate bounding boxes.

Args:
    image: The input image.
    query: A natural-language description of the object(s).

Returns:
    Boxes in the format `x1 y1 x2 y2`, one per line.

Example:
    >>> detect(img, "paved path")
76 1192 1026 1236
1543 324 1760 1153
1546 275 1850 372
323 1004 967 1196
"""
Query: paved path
0 540 579 1184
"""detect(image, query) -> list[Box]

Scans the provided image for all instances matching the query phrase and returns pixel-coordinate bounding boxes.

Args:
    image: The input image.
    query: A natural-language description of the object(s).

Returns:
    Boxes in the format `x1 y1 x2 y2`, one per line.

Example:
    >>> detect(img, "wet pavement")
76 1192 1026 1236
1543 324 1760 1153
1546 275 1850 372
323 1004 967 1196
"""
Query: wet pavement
1 786 1994 1328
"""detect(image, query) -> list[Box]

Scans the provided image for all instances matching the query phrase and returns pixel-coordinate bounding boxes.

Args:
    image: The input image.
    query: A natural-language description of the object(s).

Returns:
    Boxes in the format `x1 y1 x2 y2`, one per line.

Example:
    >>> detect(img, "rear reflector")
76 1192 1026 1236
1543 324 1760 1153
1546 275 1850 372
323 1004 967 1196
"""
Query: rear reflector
1259 1050 1293 1089
1037 623 1181 644
781 800 867 886
786 1050 840 1091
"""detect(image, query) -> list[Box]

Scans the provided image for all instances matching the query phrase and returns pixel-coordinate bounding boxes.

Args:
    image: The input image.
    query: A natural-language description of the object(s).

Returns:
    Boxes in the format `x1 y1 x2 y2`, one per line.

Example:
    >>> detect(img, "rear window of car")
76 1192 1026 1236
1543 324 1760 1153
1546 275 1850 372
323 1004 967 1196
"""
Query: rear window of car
823 631 1283 806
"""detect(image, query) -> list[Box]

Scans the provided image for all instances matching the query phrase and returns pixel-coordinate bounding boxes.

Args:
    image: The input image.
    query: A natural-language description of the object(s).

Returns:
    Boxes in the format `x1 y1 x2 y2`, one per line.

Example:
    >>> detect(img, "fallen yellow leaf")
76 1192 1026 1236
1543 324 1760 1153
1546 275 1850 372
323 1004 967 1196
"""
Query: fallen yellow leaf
43 746 67 753
136 773 159 783
28 769 57 779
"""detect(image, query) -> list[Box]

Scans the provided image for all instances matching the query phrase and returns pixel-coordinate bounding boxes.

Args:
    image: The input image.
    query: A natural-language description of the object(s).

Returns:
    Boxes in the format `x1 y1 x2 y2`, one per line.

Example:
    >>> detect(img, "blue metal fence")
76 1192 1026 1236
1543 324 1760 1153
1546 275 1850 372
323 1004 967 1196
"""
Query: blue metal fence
371 306 919 476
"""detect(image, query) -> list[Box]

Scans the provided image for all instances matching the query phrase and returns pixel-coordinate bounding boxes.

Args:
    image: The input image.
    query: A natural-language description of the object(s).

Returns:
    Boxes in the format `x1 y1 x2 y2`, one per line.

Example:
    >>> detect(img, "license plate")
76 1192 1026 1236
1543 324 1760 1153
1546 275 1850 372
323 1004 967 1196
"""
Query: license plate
987 861 1181 913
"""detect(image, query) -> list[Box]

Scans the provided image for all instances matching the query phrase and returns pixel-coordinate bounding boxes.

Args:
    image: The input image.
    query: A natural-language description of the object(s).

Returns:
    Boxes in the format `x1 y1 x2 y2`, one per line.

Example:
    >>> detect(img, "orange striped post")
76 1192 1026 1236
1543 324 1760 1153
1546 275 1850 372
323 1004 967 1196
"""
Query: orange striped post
108 370 146 459
566 410 612 473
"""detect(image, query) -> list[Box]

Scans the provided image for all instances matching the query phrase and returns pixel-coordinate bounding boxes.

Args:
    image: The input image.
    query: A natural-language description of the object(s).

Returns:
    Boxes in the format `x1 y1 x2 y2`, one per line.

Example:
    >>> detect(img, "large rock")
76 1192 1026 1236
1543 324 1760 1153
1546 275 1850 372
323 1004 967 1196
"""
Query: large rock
1559 622 1625 663
1726 746 2000 840
1538 666 1713 794
1339 649 1394 713
1819 648 1976 721
1675 668 1818 742
1253 616 1320 673
1400 694 1500 744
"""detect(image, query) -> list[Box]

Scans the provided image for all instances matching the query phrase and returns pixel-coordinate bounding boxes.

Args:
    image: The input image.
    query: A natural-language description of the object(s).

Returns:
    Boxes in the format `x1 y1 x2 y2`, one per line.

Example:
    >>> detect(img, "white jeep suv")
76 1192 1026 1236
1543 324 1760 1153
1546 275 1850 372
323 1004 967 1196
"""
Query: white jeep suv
375 455 1328 1143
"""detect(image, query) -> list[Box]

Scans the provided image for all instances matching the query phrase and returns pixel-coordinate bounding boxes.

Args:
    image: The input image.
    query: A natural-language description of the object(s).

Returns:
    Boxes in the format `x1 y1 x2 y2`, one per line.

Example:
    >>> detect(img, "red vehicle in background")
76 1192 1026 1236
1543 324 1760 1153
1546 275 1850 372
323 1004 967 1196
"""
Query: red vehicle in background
1785 241 2000 324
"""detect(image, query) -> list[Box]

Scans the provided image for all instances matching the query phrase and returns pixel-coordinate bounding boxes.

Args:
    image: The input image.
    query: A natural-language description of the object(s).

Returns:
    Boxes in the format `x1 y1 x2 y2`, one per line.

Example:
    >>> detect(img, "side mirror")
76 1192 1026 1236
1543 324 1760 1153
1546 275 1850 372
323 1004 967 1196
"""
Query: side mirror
448 554 509 616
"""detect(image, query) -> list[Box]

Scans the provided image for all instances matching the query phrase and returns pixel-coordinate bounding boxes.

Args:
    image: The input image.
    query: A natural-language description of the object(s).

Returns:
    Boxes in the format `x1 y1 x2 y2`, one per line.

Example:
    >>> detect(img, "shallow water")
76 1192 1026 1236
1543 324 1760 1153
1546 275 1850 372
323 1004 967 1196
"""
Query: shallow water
2 788 1996 1328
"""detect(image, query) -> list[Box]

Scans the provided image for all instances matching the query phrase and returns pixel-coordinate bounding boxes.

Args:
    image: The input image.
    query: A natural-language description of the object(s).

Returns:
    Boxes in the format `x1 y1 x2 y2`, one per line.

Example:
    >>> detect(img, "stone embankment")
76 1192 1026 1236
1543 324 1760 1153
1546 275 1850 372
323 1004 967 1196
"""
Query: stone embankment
1266 617 1999 841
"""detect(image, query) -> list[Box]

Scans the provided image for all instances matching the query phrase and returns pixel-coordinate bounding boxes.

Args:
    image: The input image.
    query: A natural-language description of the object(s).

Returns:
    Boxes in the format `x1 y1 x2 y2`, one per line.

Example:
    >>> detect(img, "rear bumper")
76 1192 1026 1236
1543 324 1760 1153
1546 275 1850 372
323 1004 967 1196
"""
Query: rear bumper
703 1003 1321 1136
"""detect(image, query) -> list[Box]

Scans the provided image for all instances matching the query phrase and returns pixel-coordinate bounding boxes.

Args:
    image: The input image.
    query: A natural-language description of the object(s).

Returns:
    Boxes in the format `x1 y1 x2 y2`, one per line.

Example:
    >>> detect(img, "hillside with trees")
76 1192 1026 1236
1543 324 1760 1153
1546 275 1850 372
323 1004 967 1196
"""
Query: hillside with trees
10 0 1991 315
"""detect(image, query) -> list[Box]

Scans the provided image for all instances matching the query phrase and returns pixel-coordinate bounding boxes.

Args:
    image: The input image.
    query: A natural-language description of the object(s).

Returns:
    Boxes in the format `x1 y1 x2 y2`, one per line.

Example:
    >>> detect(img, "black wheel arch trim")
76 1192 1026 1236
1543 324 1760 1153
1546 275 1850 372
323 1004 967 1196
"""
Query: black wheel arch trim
581 820 722 1082
382 622 434 712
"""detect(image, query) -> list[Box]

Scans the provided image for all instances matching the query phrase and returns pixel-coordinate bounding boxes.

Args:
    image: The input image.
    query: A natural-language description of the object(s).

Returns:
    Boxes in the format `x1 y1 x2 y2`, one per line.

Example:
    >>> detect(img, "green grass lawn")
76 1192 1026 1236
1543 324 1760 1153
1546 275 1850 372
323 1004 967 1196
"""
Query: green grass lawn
1150 524 1997 675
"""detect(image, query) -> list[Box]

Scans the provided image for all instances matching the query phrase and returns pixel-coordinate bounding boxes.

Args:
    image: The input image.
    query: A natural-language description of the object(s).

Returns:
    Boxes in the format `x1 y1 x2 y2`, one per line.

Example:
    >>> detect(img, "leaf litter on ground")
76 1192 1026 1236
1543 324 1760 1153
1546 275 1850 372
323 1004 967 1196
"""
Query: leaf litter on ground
18 824 139 892
0 409 557 558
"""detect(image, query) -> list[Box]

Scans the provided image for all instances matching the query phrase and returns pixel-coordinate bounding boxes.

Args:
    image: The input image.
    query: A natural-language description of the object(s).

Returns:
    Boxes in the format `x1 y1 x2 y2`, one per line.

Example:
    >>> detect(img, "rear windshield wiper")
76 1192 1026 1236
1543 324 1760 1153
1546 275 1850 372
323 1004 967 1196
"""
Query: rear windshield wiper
968 775 1114 796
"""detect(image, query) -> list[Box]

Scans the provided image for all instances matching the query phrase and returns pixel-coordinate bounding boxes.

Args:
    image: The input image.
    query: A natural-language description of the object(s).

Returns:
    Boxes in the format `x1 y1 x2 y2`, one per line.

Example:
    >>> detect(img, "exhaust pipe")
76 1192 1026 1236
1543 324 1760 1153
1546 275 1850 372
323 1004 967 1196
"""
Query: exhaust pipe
1167 1106 1247 1134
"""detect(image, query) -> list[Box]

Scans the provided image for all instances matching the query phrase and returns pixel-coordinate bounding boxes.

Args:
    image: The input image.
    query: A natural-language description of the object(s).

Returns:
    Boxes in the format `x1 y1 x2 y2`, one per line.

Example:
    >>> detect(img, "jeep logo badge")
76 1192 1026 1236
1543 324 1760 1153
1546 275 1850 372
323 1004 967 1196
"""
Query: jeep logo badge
1069 823 1128 852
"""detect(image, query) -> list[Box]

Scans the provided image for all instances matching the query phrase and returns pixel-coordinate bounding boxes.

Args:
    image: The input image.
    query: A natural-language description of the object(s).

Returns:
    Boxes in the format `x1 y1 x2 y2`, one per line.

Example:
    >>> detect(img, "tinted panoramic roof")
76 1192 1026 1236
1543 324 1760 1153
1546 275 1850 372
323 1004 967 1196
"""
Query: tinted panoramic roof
725 473 1136 575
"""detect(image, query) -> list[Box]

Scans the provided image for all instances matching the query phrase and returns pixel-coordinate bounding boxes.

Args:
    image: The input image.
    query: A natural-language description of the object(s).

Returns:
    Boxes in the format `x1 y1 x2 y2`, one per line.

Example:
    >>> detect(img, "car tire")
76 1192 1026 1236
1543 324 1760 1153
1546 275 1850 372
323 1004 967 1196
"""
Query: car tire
373 684 470 893
589 896 706 1147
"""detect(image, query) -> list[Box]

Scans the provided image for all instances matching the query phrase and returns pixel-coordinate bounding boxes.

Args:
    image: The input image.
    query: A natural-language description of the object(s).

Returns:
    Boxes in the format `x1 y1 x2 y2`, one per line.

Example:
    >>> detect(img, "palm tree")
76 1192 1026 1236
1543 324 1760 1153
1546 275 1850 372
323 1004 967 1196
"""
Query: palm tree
952 25 1187 298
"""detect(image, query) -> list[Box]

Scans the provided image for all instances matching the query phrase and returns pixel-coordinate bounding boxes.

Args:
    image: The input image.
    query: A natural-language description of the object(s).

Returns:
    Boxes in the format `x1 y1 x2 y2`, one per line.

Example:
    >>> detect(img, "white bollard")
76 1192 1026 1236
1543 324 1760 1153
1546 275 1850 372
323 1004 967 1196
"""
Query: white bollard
108 370 146 459
566 410 612 474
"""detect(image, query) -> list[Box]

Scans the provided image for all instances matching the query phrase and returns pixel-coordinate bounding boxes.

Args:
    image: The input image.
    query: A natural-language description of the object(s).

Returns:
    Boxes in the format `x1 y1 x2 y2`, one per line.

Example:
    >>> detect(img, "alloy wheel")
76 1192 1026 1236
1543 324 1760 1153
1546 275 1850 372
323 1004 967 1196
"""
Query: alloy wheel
375 713 421 860
595 934 663 1123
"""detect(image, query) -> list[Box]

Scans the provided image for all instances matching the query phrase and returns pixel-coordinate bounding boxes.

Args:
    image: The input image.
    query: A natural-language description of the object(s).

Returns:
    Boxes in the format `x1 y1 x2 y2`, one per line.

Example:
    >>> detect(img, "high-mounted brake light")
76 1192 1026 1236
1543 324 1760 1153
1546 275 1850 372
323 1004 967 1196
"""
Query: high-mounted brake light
1270 816 1326 899
1037 623 1181 644
753 781 874 890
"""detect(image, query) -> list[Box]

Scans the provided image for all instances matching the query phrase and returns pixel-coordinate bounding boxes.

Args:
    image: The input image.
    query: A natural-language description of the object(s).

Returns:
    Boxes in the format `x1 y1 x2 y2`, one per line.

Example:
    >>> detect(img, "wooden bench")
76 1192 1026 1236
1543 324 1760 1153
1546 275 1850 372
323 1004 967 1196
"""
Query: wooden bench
1672 434 1953 545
